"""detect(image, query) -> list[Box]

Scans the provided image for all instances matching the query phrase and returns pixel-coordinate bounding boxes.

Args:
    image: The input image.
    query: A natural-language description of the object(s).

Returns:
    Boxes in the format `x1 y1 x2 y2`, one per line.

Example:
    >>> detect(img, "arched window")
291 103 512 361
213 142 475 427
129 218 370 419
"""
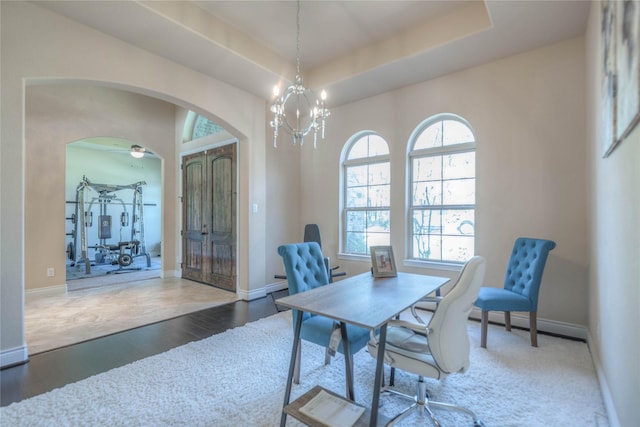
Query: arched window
342 132 390 255
408 114 476 263
182 111 225 142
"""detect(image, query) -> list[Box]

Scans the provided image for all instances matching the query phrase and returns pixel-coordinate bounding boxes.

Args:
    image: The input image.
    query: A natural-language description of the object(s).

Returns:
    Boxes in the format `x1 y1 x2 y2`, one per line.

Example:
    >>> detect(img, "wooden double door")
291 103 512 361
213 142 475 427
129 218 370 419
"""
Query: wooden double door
182 143 236 291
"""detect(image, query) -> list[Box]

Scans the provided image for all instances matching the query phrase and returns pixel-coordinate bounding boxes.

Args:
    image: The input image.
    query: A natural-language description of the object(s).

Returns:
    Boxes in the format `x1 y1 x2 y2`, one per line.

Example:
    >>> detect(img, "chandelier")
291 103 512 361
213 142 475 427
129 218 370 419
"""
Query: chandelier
270 0 329 148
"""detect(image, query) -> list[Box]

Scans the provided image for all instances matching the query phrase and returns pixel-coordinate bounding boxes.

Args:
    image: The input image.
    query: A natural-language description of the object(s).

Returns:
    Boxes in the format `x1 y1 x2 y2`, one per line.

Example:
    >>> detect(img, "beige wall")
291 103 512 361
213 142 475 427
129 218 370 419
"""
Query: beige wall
1 1 268 366
283 37 589 330
25 85 171 291
2 2 638 425
585 3 640 427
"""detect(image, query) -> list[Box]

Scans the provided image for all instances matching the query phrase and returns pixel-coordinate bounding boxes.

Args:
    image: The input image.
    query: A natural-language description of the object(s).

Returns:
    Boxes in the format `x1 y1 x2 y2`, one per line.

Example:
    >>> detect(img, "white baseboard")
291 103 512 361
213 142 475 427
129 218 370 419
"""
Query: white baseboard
1 345 28 368
237 280 288 301
587 331 621 427
25 284 68 297
467 307 588 340
265 280 288 294
161 269 180 278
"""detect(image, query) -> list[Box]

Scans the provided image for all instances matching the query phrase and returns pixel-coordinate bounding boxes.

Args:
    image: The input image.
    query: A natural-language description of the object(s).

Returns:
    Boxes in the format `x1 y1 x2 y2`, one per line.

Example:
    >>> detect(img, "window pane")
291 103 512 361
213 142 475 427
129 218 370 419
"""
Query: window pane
366 210 390 247
367 210 390 232
345 209 390 254
413 209 442 236
193 116 224 139
412 182 442 206
442 235 475 262
442 120 474 146
414 122 442 149
346 165 367 187
368 163 390 185
346 231 367 254
441 209 475 235
347 138 369 160
346 211 366 232
367 231 390 247
368 134 389 156
346 187 367 208
411 208 474 262
442 179 475 205
369 184 390 207
443 152 475 180
413 157 442 182
413 233 442 261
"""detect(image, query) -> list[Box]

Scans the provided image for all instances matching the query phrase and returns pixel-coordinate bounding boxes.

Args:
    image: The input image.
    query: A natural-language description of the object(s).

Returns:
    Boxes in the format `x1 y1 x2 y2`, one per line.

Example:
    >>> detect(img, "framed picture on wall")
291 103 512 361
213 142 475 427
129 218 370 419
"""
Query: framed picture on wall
601 0 617 157
370 246 397 278
615 0 640 143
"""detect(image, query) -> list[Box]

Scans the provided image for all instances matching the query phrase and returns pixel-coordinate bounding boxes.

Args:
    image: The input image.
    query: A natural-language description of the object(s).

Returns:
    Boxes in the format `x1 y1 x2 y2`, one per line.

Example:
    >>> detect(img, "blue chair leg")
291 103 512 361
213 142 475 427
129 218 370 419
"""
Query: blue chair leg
530 312 538 347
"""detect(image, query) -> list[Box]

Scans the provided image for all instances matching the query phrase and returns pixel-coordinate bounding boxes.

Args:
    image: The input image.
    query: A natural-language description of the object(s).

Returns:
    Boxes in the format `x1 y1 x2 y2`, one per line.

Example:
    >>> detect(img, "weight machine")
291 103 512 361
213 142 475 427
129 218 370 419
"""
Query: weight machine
71 176 151 274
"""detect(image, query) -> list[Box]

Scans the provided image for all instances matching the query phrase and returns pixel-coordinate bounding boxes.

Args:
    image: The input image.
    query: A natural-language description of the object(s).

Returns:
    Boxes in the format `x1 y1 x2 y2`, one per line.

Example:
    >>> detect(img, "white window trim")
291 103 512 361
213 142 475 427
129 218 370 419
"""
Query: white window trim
341 132 391 256
407 115 477 262
336 252 463 274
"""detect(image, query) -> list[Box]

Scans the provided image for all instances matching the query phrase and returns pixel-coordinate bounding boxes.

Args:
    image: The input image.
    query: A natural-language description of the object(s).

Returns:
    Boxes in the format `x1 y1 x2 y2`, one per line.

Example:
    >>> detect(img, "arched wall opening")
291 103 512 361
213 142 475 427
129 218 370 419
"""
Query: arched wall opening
2 0 268 366
24 80 260 296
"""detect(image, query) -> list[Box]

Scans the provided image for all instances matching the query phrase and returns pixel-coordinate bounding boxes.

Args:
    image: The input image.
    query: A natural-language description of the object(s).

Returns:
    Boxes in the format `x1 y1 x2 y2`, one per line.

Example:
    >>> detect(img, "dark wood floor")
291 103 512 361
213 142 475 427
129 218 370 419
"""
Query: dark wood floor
0 291 289 407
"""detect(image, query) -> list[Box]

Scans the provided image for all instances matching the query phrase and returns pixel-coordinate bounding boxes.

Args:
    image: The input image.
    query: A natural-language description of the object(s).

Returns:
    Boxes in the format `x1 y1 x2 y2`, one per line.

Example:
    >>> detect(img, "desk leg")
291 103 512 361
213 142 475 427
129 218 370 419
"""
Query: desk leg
370 323 387 427
339 322 355 401
280 310 303 427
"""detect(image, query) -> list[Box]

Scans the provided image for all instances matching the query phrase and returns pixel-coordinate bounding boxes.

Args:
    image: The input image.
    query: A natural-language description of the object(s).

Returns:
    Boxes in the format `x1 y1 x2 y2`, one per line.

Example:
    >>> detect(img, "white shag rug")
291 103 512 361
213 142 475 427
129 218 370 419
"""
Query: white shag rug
0 311 609 426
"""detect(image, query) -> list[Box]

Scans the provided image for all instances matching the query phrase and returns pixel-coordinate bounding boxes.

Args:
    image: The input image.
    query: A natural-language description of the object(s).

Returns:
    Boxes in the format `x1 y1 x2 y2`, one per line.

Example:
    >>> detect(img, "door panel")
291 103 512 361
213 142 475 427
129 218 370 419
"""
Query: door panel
182 155 205 283
205 145 236 290
182 144 236 291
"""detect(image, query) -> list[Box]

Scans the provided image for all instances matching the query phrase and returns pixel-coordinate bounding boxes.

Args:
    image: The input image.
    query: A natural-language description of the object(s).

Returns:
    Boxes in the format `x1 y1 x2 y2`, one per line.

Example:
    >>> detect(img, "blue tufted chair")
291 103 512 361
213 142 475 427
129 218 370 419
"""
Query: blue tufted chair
474 237 556 348
277 242 371 389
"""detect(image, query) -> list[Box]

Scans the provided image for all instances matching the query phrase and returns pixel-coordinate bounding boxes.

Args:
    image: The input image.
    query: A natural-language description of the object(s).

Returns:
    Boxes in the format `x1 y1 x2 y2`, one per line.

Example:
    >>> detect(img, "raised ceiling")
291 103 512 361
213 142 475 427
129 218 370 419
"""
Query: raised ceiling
35 0 590 107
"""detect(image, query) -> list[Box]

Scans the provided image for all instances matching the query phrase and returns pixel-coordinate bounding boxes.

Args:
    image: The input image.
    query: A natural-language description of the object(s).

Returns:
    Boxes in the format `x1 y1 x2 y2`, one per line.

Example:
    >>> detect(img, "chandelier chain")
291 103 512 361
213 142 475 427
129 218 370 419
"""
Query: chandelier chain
296 0 301 76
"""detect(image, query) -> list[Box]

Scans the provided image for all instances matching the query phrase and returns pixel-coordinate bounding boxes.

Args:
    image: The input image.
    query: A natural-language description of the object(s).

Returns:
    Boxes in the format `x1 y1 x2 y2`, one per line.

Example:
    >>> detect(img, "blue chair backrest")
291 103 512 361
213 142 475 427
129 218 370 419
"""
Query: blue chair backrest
278 242 329 321
504 237 556 310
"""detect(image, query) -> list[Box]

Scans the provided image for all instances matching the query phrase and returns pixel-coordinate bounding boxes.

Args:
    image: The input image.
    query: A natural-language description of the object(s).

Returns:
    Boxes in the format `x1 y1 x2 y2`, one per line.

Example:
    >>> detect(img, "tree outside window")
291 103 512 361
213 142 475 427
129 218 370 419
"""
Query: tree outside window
343 133 390 255
409 116 476 263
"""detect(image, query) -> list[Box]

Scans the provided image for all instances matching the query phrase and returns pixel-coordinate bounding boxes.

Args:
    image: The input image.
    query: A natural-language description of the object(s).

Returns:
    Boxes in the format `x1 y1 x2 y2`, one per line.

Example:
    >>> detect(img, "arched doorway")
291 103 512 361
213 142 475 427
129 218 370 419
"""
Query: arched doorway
65 138 162 290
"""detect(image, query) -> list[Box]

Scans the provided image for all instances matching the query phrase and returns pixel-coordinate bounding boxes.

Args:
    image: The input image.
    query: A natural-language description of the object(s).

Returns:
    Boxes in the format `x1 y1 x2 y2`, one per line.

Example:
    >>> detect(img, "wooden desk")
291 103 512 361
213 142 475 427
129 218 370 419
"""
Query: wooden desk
276 271 449 427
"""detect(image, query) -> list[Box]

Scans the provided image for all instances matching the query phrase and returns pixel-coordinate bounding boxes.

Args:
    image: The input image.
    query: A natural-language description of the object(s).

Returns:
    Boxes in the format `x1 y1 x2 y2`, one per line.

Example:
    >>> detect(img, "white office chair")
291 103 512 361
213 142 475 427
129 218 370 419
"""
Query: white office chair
367 256 486 427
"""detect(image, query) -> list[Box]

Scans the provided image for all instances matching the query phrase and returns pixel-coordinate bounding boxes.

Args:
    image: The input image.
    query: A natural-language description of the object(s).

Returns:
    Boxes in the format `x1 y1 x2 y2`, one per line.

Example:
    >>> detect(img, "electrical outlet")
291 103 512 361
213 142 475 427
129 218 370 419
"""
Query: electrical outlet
47 267 55 277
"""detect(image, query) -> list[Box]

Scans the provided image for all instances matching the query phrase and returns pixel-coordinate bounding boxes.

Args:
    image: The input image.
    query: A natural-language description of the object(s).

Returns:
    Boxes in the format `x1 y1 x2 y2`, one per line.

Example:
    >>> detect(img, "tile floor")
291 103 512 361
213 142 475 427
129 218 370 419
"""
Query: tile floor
25 276 239 355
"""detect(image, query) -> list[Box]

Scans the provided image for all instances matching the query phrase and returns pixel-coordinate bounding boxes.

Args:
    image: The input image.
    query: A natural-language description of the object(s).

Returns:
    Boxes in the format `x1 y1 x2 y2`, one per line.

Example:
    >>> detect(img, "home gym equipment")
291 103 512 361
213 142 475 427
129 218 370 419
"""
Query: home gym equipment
71 176 151 274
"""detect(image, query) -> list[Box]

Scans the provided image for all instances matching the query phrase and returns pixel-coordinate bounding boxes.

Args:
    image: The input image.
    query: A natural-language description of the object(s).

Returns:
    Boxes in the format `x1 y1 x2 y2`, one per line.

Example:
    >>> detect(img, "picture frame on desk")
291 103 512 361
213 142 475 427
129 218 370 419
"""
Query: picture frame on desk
370 246 397 278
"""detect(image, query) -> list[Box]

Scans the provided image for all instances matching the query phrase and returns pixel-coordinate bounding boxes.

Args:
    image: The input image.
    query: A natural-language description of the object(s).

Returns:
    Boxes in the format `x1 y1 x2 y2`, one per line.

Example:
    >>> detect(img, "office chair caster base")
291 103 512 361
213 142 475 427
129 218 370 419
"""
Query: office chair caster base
381 377 485 427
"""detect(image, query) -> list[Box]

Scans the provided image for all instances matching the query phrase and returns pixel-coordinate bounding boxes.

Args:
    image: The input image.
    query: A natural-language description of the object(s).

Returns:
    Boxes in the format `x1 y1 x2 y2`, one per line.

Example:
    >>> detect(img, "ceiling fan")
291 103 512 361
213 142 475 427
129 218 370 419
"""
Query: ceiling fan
129 144 147 158
71 139 156 158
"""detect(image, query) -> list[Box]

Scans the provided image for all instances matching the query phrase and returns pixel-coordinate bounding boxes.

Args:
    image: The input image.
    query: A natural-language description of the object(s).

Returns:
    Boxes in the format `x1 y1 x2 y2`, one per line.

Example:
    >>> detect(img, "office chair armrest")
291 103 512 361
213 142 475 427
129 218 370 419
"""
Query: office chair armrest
418 296 443 304
410 297 442 324
388 319 429 336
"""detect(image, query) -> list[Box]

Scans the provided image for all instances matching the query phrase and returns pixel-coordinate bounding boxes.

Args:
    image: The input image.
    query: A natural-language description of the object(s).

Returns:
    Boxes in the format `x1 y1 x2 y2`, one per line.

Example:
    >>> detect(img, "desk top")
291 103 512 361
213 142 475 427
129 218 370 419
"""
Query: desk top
275 272 449 330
